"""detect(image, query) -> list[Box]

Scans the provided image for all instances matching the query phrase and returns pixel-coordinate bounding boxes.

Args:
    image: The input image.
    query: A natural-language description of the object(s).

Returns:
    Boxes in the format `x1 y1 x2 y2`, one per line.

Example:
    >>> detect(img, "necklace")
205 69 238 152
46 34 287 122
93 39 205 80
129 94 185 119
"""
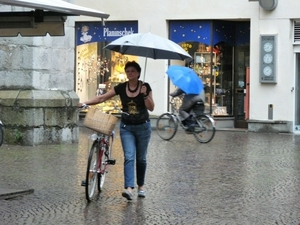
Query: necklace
127 81 139 93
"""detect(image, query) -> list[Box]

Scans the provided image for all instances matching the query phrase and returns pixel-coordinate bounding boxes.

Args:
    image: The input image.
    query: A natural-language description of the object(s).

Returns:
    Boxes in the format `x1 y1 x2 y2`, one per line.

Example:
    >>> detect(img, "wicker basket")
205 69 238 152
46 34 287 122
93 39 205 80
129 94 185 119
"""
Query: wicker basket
83 107 118 135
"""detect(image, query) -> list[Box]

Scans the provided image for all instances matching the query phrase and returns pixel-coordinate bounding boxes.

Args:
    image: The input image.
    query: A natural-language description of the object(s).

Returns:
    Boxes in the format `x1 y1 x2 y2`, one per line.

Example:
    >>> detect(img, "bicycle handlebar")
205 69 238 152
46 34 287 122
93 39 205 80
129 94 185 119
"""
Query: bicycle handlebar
79 104 129 116
80 103 90 109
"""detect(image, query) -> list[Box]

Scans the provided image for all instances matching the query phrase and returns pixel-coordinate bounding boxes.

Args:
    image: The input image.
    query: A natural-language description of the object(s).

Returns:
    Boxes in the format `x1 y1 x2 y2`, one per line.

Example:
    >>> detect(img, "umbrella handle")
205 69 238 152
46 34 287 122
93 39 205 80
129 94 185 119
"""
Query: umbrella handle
142 57 148 82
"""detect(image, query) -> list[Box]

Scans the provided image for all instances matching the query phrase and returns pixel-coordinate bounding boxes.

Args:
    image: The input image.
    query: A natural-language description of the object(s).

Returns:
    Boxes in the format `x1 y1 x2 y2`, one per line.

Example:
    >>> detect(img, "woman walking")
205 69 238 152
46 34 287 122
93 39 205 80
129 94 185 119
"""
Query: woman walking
78 61 154 200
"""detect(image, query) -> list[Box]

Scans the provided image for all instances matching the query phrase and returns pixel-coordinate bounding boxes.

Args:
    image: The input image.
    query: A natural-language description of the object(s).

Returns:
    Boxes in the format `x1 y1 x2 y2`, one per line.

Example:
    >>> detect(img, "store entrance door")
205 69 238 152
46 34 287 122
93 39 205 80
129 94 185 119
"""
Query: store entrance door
234 88 247 128
234 47 249 128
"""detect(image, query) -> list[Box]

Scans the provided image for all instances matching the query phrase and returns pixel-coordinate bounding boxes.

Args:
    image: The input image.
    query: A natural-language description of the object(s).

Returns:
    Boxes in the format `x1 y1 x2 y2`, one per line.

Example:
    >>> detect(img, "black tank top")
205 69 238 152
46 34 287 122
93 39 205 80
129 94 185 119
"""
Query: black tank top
114 82 152 125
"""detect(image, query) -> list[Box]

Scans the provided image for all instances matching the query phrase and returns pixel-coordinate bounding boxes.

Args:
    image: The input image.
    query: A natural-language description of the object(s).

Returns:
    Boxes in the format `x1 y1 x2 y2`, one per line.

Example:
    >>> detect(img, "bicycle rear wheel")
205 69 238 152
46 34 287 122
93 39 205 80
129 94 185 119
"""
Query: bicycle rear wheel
0 125 3 146
156 113 178 140
85 141 99 201
193 115 215 143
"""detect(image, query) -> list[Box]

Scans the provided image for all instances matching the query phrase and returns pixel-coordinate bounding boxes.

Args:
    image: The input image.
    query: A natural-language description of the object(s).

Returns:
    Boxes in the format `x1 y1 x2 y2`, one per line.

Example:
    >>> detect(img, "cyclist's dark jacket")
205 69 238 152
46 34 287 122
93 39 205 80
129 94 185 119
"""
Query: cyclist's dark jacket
114 81 151 125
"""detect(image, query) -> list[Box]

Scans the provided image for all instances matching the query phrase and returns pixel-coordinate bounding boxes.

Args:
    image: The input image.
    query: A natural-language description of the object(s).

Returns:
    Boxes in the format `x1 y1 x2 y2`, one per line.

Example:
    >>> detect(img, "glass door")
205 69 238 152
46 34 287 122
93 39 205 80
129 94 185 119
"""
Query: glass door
234 46 249 128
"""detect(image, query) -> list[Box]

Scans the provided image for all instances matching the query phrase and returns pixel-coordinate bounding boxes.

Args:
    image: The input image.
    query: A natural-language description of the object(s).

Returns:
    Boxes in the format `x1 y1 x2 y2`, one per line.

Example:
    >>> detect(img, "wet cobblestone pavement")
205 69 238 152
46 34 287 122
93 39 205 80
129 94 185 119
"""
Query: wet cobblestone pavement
1 127 300 225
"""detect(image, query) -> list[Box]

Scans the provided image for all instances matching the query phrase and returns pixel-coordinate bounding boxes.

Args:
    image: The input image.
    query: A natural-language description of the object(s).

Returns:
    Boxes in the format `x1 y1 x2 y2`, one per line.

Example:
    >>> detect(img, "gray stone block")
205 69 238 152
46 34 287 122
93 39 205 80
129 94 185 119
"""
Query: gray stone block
0 90 80 145
248 120 293 133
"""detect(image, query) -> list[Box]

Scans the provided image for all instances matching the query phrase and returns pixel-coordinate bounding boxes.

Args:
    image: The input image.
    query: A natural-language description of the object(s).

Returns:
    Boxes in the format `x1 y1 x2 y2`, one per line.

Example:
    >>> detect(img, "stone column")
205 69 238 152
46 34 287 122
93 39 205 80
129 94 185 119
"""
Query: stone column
0 13 79 145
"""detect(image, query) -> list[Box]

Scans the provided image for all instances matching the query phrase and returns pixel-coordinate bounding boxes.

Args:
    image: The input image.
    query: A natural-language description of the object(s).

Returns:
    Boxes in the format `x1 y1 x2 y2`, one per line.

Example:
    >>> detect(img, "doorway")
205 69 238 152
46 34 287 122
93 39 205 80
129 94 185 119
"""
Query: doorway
295 53 300 131
234 46 249 128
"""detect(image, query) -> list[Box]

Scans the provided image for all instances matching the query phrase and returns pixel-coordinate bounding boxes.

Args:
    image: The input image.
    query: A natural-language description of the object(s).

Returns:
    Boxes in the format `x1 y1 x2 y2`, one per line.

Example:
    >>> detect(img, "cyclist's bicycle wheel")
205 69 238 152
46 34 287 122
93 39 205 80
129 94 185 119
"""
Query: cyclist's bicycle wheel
85 140 99 201
193 115 215 143
0 125 3 146
156 113 178 140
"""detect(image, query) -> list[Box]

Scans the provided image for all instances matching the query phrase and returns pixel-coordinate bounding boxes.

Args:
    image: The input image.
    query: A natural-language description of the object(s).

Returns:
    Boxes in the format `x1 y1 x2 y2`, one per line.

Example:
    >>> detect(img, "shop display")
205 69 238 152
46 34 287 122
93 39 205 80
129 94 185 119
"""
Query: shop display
93 52 137 113
194 51 228 116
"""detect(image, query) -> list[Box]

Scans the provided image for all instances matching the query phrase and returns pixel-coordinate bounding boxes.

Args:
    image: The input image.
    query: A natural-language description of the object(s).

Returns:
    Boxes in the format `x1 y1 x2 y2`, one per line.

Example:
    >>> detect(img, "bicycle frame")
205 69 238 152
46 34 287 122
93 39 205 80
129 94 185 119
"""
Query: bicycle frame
169 96 215 125
169 97 189 129
80 104 118 201
89 131 115 173
156 96 216 143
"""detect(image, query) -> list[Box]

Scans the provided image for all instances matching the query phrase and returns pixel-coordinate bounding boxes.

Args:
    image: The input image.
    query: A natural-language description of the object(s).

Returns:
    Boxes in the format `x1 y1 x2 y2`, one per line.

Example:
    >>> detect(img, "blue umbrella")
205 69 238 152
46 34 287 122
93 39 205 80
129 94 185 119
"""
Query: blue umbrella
166 65 204 94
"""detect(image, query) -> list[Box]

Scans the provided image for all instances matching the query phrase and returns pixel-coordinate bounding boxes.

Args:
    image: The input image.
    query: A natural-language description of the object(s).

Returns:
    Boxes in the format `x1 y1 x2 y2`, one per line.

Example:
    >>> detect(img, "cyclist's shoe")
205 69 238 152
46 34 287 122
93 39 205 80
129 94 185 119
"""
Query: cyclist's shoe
122 190 133 200
185 126 195 134
138 190 146 198
184 117 195 134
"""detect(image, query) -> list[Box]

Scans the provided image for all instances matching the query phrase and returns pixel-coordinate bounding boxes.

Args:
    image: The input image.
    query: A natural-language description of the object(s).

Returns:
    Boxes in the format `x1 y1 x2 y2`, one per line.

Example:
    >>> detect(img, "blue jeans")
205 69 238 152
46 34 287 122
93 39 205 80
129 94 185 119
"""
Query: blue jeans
120 121 151 189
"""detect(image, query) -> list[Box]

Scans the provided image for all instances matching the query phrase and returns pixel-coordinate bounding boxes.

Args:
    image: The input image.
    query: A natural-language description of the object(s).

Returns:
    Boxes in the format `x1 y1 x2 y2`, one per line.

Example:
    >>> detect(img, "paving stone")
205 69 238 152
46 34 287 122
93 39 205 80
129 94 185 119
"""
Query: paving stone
0 128 300 224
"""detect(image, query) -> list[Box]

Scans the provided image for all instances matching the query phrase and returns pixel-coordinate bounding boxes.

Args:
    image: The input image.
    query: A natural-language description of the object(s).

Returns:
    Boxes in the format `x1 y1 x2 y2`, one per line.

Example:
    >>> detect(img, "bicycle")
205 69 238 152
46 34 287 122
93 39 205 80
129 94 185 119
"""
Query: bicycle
80 104 119 202
156 97 216 143
0 120 3 146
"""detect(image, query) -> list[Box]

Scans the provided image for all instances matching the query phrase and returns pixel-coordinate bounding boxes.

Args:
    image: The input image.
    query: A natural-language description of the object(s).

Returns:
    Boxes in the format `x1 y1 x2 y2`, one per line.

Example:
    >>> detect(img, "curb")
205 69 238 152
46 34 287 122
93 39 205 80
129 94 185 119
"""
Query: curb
0 188 34 200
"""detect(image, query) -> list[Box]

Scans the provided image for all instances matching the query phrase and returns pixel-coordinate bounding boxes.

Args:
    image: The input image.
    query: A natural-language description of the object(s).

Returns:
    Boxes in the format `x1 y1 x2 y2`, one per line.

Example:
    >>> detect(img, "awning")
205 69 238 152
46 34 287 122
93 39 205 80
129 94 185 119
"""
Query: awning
0 0 110 37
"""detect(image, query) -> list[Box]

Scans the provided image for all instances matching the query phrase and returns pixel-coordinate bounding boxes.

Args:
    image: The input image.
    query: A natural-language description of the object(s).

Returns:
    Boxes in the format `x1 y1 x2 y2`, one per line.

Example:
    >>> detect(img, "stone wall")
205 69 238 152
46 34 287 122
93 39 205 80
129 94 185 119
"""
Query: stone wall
0 7 79 145
0 90 79 145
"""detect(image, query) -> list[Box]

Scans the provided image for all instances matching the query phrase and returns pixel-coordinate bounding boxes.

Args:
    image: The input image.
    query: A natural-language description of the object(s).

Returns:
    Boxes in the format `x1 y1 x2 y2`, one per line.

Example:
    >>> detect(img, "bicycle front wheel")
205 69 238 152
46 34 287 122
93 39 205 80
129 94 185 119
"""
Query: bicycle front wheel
85 141 99 201
156 113 178 141
193 115 216 143
97 147 107 192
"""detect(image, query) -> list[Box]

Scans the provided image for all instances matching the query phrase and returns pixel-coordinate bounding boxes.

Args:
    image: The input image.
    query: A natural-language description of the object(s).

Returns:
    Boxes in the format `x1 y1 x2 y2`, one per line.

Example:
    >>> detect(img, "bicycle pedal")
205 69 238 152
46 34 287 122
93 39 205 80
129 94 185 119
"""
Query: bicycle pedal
107 159 116 165
81 180 86 186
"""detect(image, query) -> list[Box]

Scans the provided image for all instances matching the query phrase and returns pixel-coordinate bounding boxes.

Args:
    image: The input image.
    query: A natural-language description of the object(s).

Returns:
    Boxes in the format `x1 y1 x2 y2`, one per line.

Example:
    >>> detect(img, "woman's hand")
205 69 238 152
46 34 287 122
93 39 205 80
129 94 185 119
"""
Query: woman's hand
141 84 148 96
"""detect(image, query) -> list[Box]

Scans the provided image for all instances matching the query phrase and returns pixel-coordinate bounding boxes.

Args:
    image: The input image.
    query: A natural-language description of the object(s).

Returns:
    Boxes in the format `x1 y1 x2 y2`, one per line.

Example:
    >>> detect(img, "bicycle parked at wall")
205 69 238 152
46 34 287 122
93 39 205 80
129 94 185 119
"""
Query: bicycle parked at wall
156 97 216 143
0 120 3 146
79 104 119 202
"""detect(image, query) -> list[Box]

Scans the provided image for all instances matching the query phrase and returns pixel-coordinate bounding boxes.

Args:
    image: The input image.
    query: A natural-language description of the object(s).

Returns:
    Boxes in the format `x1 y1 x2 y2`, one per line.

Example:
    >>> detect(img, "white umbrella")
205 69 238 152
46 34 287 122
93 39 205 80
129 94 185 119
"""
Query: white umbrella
104 32 192 80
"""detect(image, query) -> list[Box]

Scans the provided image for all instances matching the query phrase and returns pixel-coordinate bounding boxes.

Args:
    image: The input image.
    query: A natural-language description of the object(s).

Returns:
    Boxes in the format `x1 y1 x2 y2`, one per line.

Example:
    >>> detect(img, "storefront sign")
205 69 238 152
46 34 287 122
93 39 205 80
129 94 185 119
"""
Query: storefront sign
103 27 134 37
75 21 138 46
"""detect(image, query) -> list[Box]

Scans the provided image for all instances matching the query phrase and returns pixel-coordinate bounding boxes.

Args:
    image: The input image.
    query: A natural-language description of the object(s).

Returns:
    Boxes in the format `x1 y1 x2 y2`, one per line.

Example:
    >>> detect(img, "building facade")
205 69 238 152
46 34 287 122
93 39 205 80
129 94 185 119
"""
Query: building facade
1 0 300 146
75 0 300 133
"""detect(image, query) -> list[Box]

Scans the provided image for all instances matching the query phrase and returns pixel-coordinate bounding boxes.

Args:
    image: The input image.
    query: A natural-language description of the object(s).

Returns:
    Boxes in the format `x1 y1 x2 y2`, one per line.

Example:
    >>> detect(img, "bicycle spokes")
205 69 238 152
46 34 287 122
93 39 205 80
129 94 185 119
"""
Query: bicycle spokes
193 115 215 143
156 113 178 141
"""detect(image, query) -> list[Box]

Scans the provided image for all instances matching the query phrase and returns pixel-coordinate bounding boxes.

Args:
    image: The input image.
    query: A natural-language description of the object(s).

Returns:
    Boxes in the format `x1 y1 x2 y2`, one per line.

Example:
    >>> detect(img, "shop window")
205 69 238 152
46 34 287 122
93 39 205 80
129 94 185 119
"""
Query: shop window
75 21 138 113
183 42 233 116
170 20 250 118
76 42 137 113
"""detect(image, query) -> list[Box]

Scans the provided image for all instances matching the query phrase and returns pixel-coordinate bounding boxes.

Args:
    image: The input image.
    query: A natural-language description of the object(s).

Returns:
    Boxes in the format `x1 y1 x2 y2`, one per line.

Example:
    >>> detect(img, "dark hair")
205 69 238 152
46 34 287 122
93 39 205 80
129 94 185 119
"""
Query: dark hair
124 61 142 78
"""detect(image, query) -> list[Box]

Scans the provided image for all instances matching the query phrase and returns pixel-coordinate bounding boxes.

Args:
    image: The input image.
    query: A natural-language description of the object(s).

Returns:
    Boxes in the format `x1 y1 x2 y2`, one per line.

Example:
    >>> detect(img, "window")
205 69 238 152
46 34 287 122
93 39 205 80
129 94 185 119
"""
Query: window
294 20 300 44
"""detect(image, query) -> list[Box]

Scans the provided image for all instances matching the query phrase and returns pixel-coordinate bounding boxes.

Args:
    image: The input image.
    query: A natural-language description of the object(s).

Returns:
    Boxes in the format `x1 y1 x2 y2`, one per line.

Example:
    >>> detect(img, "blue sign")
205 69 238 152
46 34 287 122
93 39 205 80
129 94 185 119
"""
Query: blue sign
170 20 249 46
75 21 138 46
170 20 212 45
213 21 234 46
235 22 250 46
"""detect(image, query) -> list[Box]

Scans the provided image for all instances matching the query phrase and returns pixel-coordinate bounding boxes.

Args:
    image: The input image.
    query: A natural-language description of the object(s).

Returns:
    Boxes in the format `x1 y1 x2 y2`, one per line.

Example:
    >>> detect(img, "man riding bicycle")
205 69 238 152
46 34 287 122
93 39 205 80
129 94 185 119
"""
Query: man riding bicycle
169 88 205 132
